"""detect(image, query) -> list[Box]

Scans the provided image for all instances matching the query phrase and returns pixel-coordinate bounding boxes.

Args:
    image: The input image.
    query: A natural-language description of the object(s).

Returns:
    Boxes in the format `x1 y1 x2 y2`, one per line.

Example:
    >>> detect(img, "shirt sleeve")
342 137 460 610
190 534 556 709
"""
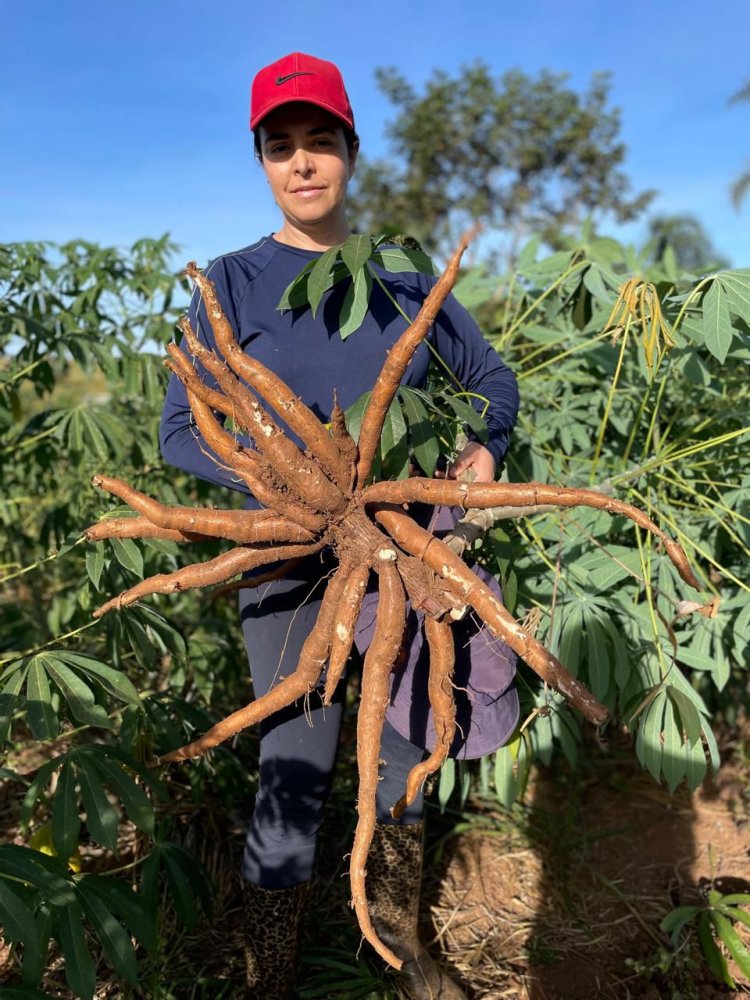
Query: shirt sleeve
430 290 520 468
159 258 255 495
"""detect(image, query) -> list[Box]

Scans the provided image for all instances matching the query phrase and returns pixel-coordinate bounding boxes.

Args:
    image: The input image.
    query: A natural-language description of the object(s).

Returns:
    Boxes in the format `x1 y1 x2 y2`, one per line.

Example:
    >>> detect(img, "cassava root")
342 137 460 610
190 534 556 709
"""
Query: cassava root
86 231 700 969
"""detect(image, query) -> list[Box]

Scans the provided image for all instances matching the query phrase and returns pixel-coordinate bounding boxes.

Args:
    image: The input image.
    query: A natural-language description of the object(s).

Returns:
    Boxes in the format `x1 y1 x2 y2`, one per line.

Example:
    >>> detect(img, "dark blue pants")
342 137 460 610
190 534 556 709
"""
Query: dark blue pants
239 556 425 889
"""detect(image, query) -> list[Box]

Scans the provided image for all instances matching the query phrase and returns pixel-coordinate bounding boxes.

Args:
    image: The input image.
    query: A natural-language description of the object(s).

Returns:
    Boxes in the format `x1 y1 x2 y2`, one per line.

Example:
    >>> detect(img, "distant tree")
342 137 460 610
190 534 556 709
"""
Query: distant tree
350 63 654 257
647 214 730 273
729 79 750 210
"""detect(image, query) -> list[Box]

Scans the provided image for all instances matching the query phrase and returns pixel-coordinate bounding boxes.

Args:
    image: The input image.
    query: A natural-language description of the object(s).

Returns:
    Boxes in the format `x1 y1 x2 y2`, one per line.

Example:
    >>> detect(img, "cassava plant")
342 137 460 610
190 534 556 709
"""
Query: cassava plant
85 233 701 969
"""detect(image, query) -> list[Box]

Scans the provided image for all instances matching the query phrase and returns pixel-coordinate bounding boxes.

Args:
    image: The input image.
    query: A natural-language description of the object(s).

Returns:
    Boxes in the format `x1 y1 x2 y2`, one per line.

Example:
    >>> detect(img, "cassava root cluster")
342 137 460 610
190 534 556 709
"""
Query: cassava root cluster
86 233 699 969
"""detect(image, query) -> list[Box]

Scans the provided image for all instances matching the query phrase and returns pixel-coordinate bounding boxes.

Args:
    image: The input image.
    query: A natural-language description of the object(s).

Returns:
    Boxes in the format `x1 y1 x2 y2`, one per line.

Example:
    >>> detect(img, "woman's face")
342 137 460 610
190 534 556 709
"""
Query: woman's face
257 102 357 244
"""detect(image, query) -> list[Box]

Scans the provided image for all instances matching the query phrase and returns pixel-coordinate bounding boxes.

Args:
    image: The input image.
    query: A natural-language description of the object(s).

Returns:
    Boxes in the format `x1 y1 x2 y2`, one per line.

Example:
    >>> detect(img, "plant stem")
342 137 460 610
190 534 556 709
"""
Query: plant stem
520 329 612 380
1 356 49 387
590 321 631 481
0 618 100 669
0 536 85 587
629 486 747 593
1 424 60 456
611 427 750 485
640 354 671 461
505 259 589 344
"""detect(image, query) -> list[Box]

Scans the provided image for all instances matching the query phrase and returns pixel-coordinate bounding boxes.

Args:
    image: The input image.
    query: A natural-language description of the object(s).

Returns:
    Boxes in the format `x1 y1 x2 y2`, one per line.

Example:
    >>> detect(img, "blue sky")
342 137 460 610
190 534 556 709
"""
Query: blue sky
3 0 749 267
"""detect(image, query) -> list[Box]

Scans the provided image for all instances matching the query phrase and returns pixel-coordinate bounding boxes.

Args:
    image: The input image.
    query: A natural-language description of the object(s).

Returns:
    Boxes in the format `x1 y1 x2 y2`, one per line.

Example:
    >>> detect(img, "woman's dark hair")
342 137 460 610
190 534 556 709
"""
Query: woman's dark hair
253 125 359 164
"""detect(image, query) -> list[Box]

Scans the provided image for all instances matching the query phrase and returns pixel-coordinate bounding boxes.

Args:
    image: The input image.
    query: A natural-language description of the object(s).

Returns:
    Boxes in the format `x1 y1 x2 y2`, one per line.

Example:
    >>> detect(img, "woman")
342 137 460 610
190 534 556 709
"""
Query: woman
160 52 520 1000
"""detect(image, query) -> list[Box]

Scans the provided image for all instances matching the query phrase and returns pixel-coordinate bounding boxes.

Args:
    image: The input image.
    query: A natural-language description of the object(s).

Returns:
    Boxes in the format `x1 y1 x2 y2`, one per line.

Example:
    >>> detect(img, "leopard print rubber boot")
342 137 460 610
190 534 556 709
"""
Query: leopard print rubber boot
242 878 310 999
367 822 467 1000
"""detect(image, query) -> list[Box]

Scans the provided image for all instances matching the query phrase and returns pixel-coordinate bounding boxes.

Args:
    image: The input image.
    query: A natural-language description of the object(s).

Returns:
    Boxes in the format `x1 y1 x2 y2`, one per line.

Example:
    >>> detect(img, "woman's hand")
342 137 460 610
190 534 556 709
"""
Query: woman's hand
435 441 496 483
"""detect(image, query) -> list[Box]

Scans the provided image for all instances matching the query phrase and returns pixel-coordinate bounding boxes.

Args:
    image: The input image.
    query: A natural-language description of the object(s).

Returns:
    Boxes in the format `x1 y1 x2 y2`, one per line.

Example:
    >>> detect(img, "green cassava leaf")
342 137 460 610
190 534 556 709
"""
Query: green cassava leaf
77 883 139 984
0 987 54 999
81 875 156 954
0 881 39 947
43 657 112 730
0 665 29 744
343 391 370 445
572 546 642 592
370 245 437 276
77 760 119 853
276 259 315 311
110 537 144 578
439 393 488 441
685 733 708 791
53 652 140 707
339 266 372 339
398 386 440 476
0 847 70 903
380 398 409 479
667 686 702 747
85 545 105 591
25 660 58 742
57 903 96 1000
308 246 340 319
89 752 154 836
557 603 583 678
51 759 80 861
636 689 667 782
661 697 687 792
702 280 733 363
340 234 372 277
437 758 456 811
584 608 610 701
718 269 750 318
20 759 61 832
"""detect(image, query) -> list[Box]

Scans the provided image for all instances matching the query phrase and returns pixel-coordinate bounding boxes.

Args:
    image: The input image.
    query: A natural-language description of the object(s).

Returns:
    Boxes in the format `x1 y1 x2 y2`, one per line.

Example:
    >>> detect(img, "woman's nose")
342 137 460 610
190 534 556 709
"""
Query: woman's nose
291 147 314 175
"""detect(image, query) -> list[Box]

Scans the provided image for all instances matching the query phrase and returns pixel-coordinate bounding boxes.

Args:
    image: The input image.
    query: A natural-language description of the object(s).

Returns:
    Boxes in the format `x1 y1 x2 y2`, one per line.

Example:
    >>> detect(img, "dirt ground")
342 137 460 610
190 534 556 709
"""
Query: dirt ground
1 726 749 999
423 733 750 999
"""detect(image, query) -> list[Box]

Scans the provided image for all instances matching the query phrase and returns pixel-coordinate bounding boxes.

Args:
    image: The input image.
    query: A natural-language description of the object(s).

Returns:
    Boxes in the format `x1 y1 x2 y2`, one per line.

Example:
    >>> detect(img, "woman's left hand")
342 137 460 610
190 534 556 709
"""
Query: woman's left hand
436 441 496 484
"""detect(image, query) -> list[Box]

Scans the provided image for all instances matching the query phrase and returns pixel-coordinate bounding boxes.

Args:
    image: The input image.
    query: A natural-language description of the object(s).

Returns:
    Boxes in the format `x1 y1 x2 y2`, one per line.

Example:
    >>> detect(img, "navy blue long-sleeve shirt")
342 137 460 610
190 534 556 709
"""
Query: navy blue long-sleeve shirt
159 235 519 504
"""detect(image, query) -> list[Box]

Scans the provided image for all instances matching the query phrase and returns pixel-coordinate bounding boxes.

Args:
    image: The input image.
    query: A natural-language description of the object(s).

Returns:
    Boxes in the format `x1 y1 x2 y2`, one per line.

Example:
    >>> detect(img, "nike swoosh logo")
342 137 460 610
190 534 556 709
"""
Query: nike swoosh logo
275 72 315 85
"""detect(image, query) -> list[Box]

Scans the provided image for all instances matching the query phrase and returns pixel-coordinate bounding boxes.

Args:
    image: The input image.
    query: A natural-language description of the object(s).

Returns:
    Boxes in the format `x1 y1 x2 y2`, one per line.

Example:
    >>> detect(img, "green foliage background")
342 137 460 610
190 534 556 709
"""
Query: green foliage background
0 229 748 996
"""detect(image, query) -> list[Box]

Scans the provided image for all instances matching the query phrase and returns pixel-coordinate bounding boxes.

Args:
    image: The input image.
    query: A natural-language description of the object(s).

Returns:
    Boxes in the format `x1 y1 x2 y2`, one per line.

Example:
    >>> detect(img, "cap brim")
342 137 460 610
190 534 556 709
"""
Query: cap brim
251 95 353 131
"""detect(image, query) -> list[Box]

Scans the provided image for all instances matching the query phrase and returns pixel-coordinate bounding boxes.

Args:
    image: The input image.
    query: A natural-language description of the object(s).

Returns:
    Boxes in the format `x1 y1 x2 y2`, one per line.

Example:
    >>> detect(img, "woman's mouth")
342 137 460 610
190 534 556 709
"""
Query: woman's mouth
292 187 325 199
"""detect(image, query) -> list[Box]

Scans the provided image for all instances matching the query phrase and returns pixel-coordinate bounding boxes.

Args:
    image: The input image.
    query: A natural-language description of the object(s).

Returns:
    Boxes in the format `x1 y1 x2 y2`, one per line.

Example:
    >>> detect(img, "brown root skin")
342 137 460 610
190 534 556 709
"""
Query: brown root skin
374 506 609 726
329 397 358 490
207 558 303 601
355 230 474 487
349 557 406 971
364 479 700 591
187 263 351 490
156 562 351 763
323 561 371 705
391 616 455 820
91 475 315 544
186 390 327 535
93 542 322 618
166 335 231 416
85 517 211 543
165 349 245 428
181 288 347 515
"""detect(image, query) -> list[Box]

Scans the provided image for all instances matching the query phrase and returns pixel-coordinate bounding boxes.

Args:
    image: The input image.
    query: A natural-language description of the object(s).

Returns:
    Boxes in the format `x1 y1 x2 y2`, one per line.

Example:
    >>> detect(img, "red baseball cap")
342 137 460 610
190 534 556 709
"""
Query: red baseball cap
250 52 355 132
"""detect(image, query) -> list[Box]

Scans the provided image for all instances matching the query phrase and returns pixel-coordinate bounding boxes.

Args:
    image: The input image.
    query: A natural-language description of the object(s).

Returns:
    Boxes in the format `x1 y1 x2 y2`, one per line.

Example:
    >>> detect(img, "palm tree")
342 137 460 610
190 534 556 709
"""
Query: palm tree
729 80 750 209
